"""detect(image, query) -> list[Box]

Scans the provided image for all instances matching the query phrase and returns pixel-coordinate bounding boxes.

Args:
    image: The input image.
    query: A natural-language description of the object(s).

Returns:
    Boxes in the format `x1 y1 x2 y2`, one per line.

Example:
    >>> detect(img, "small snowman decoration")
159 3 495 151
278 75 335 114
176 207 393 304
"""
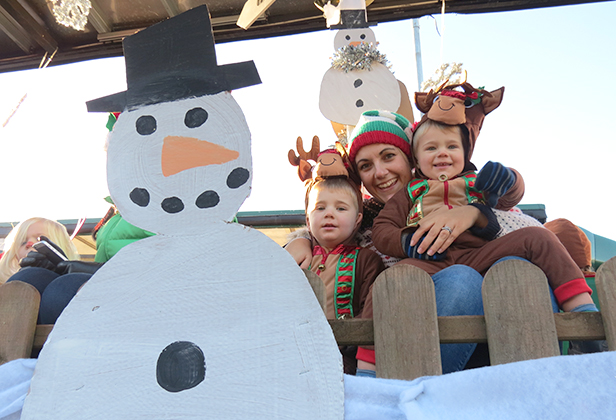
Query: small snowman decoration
318 0 414 139
21 6 343 420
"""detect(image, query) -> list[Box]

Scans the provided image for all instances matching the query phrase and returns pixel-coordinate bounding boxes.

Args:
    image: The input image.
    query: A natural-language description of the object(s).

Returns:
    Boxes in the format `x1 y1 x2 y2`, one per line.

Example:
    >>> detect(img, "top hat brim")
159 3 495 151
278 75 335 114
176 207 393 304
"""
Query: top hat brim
87 92 127 113
87 61 261 112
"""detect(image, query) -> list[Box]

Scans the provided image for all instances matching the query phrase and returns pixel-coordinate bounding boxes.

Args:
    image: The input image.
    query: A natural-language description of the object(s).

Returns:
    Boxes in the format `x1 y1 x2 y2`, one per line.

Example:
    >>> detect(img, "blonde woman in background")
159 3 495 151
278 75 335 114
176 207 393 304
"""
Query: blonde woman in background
0 217 80 282
0 217 90 324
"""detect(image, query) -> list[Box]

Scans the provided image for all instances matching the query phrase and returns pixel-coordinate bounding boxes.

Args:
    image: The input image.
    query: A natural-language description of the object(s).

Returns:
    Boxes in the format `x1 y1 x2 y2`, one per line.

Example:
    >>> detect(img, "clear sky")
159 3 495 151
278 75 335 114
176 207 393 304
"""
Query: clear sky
1 1 615 241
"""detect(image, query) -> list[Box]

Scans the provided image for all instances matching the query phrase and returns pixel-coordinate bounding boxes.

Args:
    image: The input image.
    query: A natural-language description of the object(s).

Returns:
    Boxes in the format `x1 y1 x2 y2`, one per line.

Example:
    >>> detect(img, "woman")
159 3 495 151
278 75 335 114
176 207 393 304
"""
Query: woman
0 217 91 324
286 111 525 374
0 218 80 281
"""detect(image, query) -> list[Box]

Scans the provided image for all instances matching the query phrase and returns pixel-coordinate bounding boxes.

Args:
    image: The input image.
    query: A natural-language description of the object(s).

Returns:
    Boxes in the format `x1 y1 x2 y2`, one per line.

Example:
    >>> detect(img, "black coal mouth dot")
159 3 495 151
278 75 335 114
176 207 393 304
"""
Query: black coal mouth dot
130 188 150 207
161 197 185 214
196 190 220 209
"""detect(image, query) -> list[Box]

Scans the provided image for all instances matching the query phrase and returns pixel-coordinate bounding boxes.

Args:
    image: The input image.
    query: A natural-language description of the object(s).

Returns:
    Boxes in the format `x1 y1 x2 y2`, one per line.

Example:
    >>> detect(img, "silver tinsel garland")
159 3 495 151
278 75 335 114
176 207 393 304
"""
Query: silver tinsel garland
331 43 390 73
52 0 91 31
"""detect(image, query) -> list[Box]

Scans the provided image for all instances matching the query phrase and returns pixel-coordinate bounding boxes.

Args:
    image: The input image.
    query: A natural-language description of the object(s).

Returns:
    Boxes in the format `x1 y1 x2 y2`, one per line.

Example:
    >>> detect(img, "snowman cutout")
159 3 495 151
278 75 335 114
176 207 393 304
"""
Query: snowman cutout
21 6 343 420
318 0 414 140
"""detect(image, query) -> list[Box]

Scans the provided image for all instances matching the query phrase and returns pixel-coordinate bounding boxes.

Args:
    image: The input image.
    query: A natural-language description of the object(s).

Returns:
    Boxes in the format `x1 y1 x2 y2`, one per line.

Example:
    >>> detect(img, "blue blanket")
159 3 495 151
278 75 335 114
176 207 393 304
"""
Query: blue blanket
0 359 35 420
3 352 615 419
345 351 616 420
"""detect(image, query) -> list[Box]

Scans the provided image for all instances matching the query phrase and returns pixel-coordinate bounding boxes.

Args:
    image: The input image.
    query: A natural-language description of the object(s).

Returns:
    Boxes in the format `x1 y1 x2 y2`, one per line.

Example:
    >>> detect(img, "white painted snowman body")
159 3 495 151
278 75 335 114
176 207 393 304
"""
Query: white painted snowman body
319 27 401 126
22 85 343 419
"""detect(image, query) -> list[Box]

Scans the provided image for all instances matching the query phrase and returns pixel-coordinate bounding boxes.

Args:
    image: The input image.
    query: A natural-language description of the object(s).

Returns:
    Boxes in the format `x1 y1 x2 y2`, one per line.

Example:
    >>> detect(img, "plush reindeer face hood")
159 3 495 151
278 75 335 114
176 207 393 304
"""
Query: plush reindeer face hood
414 82 505 170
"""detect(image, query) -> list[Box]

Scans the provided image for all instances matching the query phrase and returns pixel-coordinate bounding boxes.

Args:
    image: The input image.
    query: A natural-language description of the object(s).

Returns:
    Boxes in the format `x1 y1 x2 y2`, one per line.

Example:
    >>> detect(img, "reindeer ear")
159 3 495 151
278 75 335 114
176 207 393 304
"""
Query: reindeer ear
298 160 313 182
482 86 505 115
415 91 434 113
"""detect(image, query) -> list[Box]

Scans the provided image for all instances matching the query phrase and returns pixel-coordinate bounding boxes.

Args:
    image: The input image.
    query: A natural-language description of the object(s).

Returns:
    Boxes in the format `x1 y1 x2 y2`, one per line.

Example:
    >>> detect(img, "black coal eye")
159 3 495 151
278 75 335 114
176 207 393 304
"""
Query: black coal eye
185 107 208 128
345 35 351 40
136 115 157 136
227 167 250 189
360 34 366 39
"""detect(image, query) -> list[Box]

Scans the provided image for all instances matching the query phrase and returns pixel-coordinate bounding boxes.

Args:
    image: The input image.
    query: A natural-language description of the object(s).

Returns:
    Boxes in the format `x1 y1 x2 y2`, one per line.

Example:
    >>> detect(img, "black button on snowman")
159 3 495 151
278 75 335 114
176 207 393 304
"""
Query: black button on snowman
22 6 344 420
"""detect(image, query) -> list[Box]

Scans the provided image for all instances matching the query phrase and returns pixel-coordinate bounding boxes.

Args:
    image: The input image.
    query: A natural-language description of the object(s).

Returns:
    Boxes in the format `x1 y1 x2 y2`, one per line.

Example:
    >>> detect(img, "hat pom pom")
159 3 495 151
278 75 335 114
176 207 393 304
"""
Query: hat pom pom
405 121 420 138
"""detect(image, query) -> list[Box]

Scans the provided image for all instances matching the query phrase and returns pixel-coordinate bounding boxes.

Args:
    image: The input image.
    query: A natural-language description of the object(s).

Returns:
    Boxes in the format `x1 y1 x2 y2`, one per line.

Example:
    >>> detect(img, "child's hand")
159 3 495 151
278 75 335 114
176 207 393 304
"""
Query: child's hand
475 161 516 207
285 237 312 269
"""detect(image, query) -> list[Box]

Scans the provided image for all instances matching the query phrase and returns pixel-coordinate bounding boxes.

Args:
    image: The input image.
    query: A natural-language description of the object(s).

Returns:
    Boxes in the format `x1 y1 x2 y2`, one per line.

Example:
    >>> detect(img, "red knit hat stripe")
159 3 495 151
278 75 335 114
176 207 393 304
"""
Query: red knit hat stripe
349 130 412 162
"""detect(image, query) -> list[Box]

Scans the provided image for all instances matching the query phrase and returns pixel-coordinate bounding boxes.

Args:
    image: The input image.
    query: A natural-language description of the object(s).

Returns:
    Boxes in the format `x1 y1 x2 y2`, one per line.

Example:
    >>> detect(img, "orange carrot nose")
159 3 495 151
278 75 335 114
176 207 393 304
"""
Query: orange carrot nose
349 41 361 47
162 136 239 177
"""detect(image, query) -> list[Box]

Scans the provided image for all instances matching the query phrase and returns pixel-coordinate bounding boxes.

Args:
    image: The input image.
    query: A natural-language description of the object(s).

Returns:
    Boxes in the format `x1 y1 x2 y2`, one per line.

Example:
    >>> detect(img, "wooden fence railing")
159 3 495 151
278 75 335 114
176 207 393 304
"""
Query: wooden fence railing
310 258 616 380
2 258 615 380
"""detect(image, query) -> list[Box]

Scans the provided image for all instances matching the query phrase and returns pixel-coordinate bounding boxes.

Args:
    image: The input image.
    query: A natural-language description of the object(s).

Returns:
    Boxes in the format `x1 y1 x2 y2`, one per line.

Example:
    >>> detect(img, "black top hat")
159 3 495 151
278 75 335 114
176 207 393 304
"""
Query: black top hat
87 5 261 112
330 8 370 29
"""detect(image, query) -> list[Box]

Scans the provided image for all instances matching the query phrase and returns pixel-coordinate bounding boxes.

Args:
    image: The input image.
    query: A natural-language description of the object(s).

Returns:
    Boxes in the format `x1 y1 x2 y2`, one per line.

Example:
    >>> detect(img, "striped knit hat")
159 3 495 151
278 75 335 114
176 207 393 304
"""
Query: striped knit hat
348 110 412 164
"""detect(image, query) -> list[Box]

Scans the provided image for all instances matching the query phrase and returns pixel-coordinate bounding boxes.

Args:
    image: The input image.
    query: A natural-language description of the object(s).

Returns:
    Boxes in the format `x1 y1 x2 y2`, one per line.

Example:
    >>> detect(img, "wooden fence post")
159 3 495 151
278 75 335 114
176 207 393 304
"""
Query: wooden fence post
304 269 326 313
596 256 616 350
0 281 40 365
483 259 560 365
373 264 442 380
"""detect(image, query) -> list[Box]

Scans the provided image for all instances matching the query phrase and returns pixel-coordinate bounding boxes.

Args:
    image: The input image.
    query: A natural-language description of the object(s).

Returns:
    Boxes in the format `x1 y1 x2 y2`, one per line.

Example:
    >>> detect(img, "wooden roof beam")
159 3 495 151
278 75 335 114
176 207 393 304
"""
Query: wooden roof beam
159 0 181 17
0 0 57 55
0 3 36 53
88 0 112 34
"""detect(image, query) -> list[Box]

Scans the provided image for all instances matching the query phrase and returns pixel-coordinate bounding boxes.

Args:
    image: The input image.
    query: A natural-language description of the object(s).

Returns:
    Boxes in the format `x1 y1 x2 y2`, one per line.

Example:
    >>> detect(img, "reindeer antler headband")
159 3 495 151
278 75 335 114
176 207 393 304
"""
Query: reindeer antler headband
288 136 360 185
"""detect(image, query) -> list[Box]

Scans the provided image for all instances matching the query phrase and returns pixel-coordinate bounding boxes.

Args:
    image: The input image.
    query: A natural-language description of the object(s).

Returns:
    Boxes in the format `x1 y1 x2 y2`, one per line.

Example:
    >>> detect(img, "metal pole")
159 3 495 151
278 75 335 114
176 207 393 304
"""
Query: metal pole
412 18 424 91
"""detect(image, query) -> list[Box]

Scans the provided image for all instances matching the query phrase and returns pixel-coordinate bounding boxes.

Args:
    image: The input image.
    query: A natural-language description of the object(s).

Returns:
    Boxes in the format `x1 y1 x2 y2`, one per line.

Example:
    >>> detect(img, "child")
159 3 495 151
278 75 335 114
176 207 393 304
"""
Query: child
291 141 385 374
368 87 595 314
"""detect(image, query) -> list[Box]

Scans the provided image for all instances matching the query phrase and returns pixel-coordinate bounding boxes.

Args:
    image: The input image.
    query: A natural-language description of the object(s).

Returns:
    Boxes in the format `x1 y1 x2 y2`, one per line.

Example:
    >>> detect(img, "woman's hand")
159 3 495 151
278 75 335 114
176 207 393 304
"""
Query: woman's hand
55 261 103 275
284 237 313 269
19 250 58 271
19 235 67 272
410 205 486 256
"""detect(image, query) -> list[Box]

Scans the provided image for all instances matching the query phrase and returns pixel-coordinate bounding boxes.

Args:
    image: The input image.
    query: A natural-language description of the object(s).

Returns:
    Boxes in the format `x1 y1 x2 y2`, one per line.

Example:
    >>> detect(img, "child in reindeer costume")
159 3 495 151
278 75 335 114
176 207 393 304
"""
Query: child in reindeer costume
290 137 384 374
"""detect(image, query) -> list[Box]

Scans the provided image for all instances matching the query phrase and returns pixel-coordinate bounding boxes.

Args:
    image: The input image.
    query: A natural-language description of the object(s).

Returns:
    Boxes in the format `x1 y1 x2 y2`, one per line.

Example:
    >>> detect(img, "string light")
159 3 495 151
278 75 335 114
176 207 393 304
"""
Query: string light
52 0 92 31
